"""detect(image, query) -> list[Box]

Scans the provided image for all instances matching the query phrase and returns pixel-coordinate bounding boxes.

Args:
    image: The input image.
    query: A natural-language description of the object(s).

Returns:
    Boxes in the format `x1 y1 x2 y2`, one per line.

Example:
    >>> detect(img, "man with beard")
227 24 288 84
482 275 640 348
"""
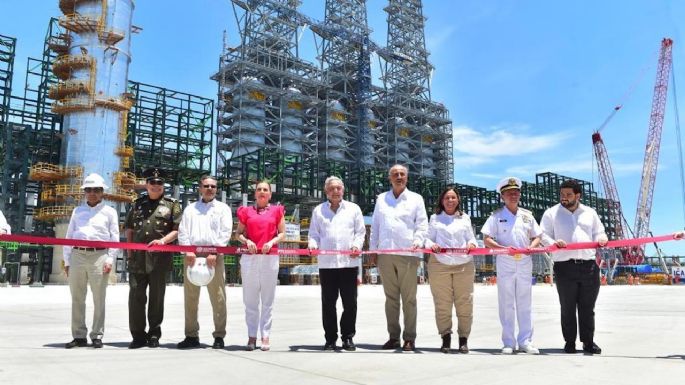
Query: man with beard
540 179 607 355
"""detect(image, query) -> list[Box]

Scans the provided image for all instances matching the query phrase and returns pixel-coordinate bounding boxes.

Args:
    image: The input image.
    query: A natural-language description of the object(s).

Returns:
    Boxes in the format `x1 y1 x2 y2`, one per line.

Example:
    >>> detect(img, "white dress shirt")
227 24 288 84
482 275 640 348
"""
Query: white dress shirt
369 188 428 258
63 202 120 267
425 211 478 265
540 203 608 262
481 207 542 251
178 198 233 247
308 200 366 269
0 210 10 234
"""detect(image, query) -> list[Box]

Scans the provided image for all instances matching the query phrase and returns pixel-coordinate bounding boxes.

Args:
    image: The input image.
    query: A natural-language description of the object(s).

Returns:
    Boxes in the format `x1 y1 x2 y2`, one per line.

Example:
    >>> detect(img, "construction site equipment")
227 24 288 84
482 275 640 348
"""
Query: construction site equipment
214 0 453 214
592 38 674 266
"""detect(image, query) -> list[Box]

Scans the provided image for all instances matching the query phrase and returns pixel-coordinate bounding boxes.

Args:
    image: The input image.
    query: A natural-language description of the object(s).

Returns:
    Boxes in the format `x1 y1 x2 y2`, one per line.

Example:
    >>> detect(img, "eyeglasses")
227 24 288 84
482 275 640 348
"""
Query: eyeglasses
148 180 164 186
84 188 103 193
203 185 217 189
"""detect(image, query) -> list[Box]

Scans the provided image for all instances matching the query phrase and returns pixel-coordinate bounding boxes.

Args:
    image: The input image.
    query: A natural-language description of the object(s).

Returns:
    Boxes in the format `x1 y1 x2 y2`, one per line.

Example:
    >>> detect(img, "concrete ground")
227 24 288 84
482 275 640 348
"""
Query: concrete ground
0 283 683 385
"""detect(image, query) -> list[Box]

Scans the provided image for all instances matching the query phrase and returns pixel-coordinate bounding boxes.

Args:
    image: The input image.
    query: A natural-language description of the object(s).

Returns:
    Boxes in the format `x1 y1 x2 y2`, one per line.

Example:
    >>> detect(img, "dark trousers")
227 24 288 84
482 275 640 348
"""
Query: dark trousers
320 267 358 343
553 260 600 345
129 269 168 340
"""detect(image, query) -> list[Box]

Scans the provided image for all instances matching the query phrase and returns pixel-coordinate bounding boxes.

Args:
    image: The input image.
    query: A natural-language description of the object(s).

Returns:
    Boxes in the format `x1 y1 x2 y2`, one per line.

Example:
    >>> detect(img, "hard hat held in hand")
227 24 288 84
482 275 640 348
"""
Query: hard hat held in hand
186 258 215 286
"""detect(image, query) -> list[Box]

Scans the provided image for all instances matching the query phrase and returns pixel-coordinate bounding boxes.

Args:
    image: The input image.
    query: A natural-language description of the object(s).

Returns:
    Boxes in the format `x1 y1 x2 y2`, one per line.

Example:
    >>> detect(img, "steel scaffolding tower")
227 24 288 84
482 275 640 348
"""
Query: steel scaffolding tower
0 34 14 125
379 0 453 181
214 0 323 189
318 0 377 167
127 81 214 186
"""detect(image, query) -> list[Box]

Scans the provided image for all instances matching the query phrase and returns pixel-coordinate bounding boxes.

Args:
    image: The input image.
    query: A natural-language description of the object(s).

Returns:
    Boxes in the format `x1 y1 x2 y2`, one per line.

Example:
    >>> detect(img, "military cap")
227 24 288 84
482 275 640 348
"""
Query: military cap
496 176 522 194
143 167 165 183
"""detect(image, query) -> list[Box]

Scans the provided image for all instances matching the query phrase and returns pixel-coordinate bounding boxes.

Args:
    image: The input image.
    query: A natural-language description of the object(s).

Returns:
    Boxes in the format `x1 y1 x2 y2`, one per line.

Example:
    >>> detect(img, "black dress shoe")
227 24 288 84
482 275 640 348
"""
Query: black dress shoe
583 342 601 354
92 339 103 349
458 337 469 354
148 336 159 348
402 340 415 352
65 338 88 349
128 338 147 349
440 334 451 353
177 337 200 349
323 342 336 351
382 338 401 349
212 337 224 349
342 338 356 351
564 342 577 354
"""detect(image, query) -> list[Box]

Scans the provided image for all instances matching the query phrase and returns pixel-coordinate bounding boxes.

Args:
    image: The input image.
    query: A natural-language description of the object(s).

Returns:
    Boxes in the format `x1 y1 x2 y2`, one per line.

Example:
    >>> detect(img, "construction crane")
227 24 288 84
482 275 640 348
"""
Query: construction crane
634 38 673 242
592 38 673 266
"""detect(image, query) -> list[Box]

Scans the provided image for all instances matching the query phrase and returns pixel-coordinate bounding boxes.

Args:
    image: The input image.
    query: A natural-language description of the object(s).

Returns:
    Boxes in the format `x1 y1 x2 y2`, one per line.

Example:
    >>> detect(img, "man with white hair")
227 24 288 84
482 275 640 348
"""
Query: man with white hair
370 164 428 352
309 176 366 351
63 173 120 349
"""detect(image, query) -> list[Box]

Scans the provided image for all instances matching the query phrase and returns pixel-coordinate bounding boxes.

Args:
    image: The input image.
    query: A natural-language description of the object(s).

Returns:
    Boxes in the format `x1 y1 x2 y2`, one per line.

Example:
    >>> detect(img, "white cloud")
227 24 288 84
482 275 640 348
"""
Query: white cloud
504 159 643 177
452 124 570 168
470 172 501 180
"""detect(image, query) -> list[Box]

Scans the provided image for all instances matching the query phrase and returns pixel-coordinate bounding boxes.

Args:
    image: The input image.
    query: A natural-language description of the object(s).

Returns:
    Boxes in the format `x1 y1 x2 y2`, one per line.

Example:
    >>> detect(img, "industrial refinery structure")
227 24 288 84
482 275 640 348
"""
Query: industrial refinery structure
0 0 624 284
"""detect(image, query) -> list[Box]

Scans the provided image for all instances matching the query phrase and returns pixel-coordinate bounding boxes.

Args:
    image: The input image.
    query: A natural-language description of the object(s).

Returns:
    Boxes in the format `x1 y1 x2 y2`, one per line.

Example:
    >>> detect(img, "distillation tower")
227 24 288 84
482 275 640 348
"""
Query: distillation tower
379 0 452 180
27 0 135 282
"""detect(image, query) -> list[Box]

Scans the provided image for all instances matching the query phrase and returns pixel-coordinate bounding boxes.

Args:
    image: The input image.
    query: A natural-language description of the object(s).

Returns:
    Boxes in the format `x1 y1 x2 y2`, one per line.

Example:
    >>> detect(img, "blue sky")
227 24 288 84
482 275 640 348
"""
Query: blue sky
1 0 684 256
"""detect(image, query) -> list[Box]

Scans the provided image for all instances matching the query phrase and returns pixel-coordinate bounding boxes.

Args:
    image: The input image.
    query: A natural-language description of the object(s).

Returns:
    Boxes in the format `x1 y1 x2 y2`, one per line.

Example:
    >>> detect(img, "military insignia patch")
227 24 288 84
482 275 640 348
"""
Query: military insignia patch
157 206 171 217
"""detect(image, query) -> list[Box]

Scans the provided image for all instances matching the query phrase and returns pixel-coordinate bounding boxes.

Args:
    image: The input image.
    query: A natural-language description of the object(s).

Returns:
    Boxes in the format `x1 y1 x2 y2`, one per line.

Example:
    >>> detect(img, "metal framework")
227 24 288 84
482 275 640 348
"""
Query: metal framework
224 147 447 216
318 0 375 167
634 38 673 240
0 18 214 233
379 0 453 181
127 81 214 186
213 0 323 186
0 23 64 234
0 34 14 126
215 0 452 213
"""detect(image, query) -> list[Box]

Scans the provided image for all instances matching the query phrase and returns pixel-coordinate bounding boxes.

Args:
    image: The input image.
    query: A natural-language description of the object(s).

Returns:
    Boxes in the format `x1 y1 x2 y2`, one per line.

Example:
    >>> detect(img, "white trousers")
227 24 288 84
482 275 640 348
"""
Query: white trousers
240 254 279 339
496 256 533 348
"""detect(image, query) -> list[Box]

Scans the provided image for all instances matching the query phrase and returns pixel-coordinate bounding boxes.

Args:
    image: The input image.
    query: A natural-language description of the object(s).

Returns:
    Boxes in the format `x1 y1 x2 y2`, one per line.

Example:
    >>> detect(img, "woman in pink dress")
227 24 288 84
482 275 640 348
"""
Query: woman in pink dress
235 181 286 351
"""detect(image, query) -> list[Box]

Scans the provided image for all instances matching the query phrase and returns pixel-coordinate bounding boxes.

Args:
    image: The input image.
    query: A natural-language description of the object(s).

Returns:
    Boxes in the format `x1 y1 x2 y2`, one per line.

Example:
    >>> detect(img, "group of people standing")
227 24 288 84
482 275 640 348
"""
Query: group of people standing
62 169 285 352
53 164 684 354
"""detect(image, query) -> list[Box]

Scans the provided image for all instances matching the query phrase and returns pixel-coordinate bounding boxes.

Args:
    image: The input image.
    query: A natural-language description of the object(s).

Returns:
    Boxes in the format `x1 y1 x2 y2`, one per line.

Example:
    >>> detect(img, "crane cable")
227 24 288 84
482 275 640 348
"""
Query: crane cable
671 62 685 230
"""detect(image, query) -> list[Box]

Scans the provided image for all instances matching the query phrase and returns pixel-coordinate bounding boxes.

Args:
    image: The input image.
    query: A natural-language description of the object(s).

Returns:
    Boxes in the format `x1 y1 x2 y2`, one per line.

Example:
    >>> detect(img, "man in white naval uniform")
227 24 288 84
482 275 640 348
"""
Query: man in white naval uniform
481 177 542 355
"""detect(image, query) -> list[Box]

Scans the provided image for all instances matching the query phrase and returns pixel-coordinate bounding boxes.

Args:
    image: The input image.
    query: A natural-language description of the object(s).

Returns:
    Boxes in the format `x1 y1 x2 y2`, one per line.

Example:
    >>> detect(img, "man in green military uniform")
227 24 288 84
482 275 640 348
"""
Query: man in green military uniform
125 167 182 349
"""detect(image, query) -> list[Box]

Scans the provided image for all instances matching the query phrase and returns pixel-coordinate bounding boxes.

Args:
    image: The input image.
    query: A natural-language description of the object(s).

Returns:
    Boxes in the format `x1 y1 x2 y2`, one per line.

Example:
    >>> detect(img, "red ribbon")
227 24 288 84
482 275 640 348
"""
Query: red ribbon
0 233 679 256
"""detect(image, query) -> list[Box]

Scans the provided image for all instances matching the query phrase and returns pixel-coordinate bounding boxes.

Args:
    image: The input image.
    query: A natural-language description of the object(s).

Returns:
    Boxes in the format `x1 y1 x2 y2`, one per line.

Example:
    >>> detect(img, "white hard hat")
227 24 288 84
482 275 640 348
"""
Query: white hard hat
80 173 108 190
186 258 215 286
496 176 522 194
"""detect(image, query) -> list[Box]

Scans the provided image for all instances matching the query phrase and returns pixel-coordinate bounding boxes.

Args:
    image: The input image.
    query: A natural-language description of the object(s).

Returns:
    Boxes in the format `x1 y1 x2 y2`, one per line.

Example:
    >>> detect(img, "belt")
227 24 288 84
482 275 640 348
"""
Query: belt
73 247 107 251
565 259 593 264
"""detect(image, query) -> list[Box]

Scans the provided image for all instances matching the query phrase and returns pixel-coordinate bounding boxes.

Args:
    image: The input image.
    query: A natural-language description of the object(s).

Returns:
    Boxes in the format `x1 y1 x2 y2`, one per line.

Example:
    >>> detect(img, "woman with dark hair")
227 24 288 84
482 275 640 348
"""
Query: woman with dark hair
236 181 286 351
425 187 478 353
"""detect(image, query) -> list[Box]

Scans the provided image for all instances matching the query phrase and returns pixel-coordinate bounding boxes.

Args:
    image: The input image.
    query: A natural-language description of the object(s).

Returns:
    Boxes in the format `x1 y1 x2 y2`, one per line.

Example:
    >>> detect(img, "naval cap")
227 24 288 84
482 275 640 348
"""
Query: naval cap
496 176 522 194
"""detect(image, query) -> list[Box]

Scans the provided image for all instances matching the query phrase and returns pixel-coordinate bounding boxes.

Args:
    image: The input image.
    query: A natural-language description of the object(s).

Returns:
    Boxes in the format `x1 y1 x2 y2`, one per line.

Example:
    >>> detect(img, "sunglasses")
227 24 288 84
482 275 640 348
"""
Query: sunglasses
148 180 164 186
84 188 103 193
203 185 217 189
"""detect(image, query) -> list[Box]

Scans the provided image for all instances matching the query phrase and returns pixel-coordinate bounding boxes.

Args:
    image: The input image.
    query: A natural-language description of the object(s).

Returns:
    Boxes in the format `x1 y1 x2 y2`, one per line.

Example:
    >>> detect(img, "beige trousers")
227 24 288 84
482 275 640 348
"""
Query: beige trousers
69 249 110 340
183 256 227 338
377 254 419 341
427 258 474 338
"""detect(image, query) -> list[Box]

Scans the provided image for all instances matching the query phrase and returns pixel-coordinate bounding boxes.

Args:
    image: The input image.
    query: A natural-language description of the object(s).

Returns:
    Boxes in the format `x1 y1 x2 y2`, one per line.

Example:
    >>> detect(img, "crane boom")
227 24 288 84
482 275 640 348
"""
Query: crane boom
592 132 631 242
634 38 673 242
